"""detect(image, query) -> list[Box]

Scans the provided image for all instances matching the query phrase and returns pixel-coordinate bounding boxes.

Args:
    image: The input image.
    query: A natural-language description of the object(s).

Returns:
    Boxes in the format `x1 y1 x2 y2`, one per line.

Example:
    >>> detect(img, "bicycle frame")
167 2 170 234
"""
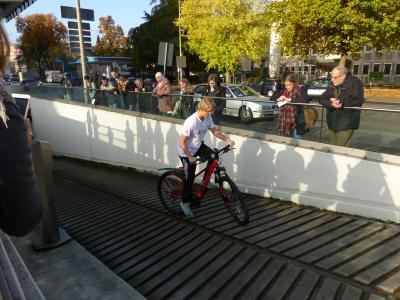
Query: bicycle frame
192 159 222 200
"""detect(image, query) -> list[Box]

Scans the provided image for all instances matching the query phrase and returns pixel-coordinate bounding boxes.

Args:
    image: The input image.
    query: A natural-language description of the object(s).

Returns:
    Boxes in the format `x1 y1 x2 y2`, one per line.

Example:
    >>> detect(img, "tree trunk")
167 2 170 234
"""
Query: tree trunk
339 55 347 66
225 71 231 83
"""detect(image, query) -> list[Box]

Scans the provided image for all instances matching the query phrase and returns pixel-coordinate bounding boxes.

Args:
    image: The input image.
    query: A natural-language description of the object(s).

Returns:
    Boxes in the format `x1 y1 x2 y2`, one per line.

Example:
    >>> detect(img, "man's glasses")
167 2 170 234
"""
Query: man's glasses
332 74 344 80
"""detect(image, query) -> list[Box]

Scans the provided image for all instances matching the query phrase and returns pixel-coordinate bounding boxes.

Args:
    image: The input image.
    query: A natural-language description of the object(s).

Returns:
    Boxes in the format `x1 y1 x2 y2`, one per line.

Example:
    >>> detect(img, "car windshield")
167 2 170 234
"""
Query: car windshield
229 85 259 97
309 79 330 88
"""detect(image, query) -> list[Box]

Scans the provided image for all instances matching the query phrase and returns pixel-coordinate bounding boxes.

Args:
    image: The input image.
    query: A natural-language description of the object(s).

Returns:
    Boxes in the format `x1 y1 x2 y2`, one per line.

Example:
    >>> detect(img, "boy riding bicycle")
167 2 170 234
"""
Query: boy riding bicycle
177 97 235 216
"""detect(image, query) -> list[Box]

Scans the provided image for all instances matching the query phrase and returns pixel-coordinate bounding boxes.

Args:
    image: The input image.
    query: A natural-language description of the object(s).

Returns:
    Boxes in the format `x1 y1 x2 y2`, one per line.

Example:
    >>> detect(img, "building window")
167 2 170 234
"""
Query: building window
291 66 295 72
364 45 372 52
384 64 392 75
353 65 359 75
373 64 380 72
311 66 316 75
396 64 400 75
362 64 369 75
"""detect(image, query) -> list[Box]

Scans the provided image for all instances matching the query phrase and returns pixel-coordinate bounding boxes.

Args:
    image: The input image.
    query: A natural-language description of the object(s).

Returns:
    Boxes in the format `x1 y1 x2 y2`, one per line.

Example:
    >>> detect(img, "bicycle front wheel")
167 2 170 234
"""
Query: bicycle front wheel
218 177 249 225
158 170 184 215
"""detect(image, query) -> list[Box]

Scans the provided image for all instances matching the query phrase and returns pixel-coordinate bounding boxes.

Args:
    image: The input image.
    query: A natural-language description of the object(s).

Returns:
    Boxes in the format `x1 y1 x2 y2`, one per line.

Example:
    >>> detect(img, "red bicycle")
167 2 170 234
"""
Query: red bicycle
157 145 249 225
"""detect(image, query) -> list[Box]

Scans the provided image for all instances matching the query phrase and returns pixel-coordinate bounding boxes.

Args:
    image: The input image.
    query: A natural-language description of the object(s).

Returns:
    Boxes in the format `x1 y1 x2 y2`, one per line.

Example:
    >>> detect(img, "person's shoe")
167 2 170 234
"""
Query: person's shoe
180 202 194 217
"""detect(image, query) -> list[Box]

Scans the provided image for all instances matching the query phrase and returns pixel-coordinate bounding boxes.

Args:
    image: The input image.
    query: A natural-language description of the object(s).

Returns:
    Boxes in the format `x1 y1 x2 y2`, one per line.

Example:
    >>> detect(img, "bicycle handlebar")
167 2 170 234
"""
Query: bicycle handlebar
197 145 233 163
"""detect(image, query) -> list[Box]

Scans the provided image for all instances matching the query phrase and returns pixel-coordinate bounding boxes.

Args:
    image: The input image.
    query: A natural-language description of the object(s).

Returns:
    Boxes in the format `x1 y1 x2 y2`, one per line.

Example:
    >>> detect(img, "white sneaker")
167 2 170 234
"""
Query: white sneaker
180 202 194 217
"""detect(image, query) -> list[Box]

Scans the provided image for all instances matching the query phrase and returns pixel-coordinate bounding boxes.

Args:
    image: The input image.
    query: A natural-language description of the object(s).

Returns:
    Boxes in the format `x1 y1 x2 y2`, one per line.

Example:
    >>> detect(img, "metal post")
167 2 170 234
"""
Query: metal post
75 0 87 91
178 0 182 80
31 140 71 251
163 44 168 76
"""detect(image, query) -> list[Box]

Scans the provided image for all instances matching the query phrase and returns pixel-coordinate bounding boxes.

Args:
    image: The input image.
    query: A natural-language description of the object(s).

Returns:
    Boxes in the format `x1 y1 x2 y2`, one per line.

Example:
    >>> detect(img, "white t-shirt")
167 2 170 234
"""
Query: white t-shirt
177 112 215 157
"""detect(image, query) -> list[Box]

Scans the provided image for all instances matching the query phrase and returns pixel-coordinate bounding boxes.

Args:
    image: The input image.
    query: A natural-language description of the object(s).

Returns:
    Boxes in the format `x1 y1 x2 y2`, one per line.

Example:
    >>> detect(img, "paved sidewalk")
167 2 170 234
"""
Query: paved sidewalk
12 235 146 300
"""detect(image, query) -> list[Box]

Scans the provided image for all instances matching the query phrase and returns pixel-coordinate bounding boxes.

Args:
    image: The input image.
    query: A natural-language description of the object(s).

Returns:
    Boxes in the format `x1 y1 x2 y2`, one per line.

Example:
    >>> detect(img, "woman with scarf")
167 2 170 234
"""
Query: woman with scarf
271 73 309 138
0 24 42 236
153 72 172 116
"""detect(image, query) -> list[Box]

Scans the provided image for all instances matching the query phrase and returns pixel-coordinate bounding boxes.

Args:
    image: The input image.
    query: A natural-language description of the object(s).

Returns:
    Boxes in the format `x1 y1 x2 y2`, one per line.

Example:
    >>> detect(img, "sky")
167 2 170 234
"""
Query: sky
3 0 154 44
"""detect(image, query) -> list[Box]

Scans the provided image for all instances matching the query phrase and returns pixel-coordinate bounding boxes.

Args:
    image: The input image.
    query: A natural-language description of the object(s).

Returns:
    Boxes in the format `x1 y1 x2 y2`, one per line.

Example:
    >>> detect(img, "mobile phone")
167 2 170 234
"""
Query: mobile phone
12 93 31 118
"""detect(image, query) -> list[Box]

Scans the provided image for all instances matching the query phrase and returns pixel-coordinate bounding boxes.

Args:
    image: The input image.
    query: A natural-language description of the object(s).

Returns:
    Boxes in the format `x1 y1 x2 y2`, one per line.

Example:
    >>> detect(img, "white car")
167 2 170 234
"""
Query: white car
193 83 279 123
306 78 330 100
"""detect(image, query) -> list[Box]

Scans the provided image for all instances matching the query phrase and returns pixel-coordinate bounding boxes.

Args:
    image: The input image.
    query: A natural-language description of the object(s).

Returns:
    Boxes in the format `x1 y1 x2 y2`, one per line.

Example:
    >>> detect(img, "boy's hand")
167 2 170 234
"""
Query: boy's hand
227 139 235 147
188 156 197 164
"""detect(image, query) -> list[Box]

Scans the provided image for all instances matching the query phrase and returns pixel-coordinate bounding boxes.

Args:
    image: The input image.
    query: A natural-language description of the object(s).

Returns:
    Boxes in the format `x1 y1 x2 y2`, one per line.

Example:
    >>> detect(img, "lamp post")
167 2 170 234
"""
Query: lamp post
75 0 87 90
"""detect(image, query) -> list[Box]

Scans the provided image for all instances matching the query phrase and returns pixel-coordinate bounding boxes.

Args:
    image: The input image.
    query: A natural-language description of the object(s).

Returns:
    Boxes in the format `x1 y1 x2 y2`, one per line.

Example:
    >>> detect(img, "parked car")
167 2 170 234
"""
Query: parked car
193 83 279 123
248 79 283 97
306 78 330 100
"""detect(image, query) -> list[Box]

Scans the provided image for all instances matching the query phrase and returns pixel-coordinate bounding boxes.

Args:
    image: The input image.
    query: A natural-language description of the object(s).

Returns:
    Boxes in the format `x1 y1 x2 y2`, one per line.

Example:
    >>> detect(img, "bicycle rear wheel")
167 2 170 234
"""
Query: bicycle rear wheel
158 170 184 215
218 177 249 225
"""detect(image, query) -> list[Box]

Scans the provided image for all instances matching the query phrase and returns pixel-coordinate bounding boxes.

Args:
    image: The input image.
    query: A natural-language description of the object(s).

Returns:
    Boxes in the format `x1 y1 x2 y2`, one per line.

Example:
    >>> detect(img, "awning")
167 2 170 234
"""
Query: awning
68 56 132 65
0 0 38 22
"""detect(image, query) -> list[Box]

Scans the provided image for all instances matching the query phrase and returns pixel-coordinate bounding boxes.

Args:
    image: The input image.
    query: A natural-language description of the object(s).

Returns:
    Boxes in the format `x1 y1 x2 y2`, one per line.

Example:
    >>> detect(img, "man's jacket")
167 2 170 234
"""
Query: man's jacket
319 74 364 132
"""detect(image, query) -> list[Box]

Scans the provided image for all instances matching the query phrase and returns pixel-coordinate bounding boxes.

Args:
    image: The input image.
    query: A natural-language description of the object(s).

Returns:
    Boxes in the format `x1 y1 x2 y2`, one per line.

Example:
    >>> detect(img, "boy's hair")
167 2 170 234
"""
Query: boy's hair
198 97 216 112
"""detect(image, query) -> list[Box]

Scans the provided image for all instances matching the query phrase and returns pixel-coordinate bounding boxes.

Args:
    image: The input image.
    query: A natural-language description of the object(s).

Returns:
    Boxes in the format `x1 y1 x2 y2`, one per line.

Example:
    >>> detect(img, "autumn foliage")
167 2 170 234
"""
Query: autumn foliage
16 14 68 79
92 16 129 57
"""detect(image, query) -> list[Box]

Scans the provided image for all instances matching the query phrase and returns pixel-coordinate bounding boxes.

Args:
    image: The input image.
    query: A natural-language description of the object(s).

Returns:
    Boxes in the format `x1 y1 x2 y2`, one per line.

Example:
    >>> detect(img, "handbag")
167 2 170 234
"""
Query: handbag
303 106 318 129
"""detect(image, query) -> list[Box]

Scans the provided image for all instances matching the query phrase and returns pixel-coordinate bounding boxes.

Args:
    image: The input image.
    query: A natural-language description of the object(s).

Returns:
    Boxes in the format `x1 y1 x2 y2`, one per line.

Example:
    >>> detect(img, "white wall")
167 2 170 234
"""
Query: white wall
31 98 400 223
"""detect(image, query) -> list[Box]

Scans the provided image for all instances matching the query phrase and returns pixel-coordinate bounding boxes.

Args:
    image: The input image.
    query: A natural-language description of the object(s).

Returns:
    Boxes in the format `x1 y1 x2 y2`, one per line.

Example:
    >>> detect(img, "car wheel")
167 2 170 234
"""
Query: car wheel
267 90 274 97
239 106 253 124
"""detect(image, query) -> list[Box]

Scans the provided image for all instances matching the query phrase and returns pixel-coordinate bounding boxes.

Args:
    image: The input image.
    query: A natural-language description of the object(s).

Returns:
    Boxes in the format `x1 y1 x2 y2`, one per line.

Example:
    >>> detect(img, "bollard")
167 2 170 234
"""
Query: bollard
31 140 71 251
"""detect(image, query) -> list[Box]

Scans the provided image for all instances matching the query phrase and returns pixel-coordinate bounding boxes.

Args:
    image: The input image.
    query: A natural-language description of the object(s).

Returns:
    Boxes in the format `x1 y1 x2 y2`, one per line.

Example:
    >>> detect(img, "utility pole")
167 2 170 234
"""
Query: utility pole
75 0 87 88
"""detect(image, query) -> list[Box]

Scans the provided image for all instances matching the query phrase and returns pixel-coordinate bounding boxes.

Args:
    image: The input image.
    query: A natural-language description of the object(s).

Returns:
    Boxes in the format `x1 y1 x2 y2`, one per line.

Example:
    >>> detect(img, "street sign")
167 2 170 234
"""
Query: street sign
68 21 90 31
70 48 92 55
157 42 174 67
60 6 94 21
176 56 186 68
69 42 92 49
69 29 91 37
69 36 91 43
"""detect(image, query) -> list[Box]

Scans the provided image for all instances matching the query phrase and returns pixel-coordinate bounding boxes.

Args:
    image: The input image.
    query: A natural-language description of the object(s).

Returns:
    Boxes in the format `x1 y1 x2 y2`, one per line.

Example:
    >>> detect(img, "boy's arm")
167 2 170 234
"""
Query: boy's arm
209 127 235 146
178 135 196 163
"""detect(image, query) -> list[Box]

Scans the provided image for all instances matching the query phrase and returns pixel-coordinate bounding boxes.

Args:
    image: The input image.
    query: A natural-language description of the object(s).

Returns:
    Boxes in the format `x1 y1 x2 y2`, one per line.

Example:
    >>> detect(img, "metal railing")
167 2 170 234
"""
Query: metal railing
10 84 400 157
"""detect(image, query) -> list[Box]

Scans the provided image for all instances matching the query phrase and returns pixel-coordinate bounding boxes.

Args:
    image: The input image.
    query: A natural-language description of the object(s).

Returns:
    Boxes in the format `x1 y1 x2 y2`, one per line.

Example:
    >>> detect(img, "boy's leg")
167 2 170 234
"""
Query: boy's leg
179 156 196 203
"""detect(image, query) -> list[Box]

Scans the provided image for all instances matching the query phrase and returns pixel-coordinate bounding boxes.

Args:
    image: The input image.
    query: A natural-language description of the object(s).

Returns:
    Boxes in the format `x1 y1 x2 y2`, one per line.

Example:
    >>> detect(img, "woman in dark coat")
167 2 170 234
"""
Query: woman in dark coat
202 74 226 125
0 24 42 236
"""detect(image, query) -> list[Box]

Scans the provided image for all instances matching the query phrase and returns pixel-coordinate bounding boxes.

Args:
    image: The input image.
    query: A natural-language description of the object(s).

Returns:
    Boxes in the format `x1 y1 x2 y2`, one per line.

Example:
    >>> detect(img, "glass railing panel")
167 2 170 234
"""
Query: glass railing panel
14 84 400 156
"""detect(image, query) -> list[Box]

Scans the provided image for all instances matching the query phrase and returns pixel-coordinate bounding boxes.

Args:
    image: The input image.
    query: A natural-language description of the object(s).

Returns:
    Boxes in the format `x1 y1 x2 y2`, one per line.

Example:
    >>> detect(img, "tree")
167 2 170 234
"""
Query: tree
92 16 129 57
177 0 270 82
16 14 68 79
128 0 179 72
267 0 400 66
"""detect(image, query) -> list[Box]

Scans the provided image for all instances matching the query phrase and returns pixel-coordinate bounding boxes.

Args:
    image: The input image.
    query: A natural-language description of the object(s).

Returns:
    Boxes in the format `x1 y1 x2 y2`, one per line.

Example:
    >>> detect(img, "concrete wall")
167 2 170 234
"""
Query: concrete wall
31 97 400 223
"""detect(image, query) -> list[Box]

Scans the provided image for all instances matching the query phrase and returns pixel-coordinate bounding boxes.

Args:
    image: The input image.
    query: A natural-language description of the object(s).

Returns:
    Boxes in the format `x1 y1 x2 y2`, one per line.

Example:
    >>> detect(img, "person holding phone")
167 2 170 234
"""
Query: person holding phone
0 23 42 237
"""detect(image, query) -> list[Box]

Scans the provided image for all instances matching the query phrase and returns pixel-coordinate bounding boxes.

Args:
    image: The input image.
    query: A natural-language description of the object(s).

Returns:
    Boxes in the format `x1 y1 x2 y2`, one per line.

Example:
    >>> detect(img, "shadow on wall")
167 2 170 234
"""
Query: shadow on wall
33 102 181 171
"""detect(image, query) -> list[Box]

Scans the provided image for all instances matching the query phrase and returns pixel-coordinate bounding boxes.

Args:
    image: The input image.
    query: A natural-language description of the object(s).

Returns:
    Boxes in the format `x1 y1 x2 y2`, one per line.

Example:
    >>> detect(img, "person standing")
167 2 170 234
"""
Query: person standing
271 73 309 138
133 78 152 113
202 74 226 125
110 69 127 109
173 78 194 118
0 23 43 236
61 72 72 100
319 66 363 146
153 72 172 116
83 75 97 104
